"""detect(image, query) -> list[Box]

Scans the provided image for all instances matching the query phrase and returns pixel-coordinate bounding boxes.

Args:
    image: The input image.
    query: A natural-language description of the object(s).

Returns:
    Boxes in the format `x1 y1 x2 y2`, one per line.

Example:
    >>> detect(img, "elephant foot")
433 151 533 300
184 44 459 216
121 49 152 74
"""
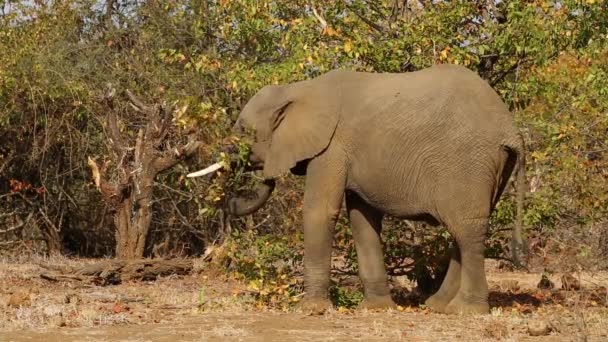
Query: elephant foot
424 293 452 313
296 296 332 315
358 295 397 311
444 294 490 315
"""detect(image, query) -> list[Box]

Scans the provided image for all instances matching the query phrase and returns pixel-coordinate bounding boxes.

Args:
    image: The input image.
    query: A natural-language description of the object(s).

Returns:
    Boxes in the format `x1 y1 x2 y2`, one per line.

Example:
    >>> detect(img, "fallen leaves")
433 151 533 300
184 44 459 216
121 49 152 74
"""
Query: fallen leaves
7 290 31 307
111 302 130 314
484 321 509 339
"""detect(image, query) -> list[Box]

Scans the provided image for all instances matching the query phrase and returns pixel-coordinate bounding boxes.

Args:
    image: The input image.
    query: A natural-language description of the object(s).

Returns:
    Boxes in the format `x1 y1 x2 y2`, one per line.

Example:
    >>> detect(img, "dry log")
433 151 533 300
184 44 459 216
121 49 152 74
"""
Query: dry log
39 259 194 286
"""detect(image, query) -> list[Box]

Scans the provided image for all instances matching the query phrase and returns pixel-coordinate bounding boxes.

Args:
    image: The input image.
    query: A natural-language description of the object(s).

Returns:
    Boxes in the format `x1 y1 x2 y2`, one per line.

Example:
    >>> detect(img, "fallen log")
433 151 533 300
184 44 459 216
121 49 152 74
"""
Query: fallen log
39 259 194 286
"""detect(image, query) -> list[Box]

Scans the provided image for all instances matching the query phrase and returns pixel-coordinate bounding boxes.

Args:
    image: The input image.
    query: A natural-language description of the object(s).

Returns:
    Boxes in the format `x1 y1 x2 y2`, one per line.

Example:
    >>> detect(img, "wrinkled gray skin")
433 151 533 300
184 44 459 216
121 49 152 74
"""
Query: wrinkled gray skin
223 65 527 315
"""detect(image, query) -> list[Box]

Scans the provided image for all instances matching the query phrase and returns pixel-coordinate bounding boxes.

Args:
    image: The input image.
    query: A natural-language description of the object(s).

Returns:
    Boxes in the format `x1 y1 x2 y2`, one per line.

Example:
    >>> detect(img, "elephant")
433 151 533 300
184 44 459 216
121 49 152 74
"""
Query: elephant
188 64 527 315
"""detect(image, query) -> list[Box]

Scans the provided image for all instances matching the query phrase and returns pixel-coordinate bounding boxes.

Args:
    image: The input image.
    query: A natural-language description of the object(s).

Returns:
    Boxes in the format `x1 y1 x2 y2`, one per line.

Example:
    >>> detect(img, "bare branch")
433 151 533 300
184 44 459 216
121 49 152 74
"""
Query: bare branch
105 0 115 29
154 104 175 144
0 212 34 234
134 128 145 170
86 156 122 200
0 152 15 175
347 4 385 33
152 140 201 173
101 84 126 156
106 110 126 156
311 6 327 29
125 89 155 114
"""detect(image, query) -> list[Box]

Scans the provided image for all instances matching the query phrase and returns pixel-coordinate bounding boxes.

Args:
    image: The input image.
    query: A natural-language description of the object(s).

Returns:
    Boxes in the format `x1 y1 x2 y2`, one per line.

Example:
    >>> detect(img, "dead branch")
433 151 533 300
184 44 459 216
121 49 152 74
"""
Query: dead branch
0 152 15 175
311 6 327 29
153 104 173 144
106 109 126 156
126 89 175 145
152 140 202 173
0 212 34 234
41 273 85 282
125 89 155 114
133 128 144 169
38 259 195 286
87 156 102 189
86 157 122 201
16 193 59 234
346 3 385 33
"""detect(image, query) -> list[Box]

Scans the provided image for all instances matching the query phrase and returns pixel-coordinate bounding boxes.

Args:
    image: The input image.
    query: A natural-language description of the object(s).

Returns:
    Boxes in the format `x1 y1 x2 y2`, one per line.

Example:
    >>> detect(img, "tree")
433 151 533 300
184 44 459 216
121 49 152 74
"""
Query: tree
87 88 201 258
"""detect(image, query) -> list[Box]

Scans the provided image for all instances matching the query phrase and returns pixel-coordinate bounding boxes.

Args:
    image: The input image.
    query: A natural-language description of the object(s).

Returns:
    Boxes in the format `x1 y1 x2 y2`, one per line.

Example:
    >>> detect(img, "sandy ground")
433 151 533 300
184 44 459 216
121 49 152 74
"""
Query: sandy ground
0 256 606 342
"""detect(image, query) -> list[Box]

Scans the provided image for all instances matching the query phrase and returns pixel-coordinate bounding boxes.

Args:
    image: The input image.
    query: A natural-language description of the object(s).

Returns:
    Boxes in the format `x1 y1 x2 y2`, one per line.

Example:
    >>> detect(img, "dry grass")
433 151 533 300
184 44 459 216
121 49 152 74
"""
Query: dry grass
0 255 606 341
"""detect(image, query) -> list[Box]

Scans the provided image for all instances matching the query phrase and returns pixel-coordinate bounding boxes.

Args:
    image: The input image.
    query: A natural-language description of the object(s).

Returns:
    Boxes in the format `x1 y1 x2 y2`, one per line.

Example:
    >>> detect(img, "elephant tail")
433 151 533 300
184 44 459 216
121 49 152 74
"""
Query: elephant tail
505 135 528 268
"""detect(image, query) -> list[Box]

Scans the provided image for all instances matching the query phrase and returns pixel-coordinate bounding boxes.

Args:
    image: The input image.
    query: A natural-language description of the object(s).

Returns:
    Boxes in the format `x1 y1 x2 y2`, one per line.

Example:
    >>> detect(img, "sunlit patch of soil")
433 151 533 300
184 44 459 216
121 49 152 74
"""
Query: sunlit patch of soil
1 256 606 341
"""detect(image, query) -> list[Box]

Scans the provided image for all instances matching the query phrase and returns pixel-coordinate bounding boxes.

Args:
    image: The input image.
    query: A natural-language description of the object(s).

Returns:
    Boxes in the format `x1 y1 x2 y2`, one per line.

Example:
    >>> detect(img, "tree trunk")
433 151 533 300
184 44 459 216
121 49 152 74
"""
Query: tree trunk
113 173 155 259
43 227 62 256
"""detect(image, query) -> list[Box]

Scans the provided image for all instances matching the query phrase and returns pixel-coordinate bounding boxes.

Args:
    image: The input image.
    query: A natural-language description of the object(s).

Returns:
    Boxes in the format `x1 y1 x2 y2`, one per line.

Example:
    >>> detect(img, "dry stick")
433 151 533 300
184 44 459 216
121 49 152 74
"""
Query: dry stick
0 212 34 234
40 273 85 282
311 6 327 29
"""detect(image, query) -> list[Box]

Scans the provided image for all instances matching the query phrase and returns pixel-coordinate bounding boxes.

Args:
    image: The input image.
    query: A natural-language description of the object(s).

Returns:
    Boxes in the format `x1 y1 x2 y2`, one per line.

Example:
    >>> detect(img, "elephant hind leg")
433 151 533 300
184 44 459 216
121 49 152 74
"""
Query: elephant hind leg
425 246 461 313
442 217 490 315
430 169 494 314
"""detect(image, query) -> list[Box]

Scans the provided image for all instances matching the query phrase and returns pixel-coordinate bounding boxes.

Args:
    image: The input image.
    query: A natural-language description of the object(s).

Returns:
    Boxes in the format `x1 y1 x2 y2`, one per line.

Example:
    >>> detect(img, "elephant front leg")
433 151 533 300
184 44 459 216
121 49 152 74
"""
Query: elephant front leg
299 207 340 314
297 156 347 314
346 192 396 310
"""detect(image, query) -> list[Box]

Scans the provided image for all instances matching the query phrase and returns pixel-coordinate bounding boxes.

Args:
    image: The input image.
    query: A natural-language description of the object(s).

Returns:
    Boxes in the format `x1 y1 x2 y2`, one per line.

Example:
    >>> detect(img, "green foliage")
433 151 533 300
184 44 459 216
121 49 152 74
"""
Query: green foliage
329 285 364 309
221 228 303 309
518 51 608 230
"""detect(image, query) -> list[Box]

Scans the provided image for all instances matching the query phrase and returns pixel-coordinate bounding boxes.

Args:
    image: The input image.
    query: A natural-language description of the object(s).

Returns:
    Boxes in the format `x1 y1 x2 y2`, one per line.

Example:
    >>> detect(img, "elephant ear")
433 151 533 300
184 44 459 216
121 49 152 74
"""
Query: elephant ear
263 81 339 178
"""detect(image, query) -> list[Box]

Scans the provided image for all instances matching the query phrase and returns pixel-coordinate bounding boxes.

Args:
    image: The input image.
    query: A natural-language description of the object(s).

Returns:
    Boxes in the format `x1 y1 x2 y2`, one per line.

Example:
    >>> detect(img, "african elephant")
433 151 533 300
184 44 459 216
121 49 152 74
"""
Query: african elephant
188 64 527 315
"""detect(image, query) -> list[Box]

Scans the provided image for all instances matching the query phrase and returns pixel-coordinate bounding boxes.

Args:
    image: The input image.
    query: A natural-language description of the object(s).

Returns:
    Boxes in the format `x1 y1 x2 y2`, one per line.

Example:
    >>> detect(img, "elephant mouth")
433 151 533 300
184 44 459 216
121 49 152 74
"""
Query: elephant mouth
186 144 273 217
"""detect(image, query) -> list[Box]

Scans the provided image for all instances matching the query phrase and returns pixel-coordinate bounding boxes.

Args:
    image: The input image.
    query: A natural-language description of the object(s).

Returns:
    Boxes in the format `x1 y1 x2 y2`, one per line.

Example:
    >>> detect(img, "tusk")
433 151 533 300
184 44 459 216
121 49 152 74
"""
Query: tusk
187 162 223 178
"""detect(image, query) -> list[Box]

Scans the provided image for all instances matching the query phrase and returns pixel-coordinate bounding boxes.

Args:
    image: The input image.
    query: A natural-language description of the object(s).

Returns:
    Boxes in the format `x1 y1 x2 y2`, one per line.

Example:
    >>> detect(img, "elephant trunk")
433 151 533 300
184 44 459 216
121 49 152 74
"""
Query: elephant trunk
226 178 275 216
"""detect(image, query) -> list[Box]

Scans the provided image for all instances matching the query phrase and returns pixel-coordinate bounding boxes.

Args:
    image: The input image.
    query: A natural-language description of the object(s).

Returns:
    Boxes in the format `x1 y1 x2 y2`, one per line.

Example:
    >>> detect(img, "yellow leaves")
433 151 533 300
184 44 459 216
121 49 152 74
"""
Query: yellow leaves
248 279 261 291
336 306 353 314
396 305 416 313
185 56 222 73
173 103 190 127
530 150 548 162
321 27 338 37
343 40 353 53
440 47 450 60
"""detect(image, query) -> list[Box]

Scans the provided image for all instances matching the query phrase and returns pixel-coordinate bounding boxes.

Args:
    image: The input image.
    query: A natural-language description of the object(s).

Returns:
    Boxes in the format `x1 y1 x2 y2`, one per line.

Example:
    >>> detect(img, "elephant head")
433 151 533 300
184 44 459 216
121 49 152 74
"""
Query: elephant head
187 75 340 216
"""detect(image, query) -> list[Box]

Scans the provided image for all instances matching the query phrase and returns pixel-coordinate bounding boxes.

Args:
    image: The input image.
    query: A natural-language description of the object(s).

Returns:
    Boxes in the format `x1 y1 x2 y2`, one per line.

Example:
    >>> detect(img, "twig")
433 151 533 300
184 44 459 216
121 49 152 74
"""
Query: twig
0 212 34 234
310 5 327 29
346 4 385 33
40 273 85 282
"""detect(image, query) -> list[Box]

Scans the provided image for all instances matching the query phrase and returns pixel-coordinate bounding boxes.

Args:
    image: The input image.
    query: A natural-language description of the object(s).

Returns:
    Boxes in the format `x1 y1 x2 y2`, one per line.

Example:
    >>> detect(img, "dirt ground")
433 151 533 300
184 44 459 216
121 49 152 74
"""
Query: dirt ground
0 256 606 342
